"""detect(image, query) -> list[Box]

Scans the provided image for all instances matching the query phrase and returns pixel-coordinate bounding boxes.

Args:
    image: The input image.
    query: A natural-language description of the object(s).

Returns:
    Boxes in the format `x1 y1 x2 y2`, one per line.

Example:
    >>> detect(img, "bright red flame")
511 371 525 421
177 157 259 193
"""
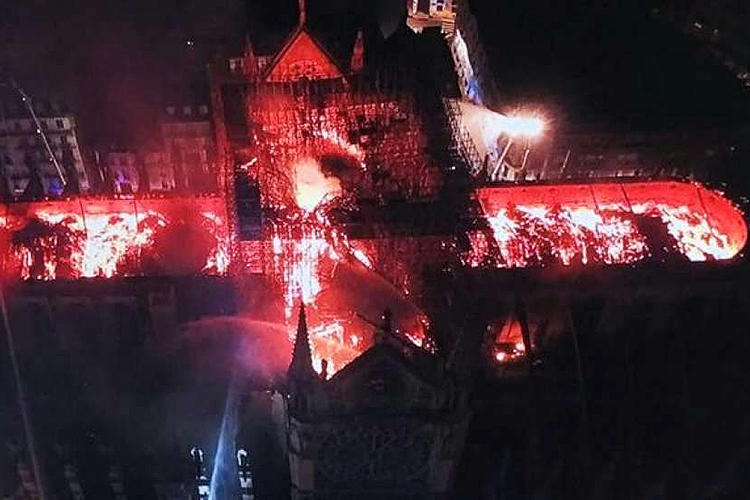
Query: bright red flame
3 199 229 280
292 157 342 212
268 156 432 374
490 317 527 364
270 212 377 374
472 181 746 267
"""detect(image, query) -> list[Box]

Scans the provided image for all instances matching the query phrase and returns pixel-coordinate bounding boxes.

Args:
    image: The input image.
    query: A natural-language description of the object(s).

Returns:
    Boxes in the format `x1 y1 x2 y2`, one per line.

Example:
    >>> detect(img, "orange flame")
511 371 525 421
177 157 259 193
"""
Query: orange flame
292 157 342 213
271 214 363 373
8 209 228 280
474 202 743 268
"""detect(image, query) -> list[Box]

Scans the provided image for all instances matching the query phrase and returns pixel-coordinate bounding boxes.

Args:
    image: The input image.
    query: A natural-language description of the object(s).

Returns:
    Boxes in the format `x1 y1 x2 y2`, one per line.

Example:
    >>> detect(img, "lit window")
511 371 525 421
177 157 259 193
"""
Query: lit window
183 106 192 116
229 58 243 72
167 106 175 115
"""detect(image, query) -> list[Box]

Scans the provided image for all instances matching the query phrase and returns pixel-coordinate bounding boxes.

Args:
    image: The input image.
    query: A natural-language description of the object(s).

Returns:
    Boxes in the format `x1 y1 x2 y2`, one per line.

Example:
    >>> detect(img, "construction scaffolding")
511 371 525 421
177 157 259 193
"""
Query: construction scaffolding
245 76 445 207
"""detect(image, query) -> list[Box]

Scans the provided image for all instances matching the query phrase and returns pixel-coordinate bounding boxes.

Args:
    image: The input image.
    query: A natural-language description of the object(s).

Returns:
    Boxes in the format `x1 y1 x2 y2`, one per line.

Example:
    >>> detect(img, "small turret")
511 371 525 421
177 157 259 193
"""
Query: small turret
287 303 318 381
350 30 365 73
298 0 306 28
243 35 257 77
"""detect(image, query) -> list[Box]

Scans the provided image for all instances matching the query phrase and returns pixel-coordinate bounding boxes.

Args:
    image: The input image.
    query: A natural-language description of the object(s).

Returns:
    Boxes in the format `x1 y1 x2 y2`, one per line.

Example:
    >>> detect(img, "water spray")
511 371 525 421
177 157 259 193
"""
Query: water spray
208 358 242 500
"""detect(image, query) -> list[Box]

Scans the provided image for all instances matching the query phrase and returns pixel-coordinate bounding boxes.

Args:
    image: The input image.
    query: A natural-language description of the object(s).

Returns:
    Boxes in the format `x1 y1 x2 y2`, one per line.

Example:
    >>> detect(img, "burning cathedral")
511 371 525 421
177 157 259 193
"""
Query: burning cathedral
2 0 749 499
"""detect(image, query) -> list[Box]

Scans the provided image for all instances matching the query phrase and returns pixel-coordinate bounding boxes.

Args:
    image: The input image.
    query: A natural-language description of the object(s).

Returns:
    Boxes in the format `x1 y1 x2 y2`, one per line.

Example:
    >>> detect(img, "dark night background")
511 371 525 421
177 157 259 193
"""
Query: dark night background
4 1 750 142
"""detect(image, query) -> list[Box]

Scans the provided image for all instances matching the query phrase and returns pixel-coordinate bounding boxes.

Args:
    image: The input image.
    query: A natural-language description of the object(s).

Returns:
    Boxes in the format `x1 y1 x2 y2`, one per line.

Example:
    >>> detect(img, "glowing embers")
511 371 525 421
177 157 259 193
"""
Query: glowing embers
269 210 373 374
489 316 526 365
637 203 735 261
5 203 229 280
270 213 340 316
313 128 366 170
473 181 747 268
269 148 434 374
482 205 648 267
269 209 431 375
308 320 362 375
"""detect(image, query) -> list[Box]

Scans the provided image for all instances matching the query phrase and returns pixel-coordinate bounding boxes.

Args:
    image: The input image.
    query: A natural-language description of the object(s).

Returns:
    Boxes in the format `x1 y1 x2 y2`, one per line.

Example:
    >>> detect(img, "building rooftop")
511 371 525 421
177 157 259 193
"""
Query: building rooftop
0 88 73 120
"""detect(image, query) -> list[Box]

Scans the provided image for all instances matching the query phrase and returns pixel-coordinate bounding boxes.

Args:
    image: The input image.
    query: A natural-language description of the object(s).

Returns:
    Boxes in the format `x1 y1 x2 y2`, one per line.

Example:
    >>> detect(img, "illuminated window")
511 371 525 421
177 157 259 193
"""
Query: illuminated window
229 58 242 73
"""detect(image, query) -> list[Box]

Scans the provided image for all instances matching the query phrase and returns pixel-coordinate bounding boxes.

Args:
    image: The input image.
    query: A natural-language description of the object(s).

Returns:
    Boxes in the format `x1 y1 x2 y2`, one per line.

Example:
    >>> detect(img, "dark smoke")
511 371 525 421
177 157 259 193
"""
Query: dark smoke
142 206 219 276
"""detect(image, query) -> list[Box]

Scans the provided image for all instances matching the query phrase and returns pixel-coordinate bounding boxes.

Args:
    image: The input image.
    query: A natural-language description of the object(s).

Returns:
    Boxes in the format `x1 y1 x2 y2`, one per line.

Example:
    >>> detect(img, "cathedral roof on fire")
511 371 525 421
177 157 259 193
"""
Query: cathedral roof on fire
328 341 443 390
286 306 457 417
317 341 450 416
244 0 364 79
241 0 457 89
263 25 347 82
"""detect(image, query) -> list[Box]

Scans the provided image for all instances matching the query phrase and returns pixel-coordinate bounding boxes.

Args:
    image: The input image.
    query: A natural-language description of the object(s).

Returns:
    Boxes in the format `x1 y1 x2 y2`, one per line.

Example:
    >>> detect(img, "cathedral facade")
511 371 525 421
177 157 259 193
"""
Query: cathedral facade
281 306 471 500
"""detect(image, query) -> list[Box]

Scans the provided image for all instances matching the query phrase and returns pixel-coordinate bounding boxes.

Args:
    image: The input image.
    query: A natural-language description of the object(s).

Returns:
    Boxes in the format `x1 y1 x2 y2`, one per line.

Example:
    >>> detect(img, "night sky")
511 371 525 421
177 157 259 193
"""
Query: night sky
1 0 249 144
2 1 749 143
472 1 750 131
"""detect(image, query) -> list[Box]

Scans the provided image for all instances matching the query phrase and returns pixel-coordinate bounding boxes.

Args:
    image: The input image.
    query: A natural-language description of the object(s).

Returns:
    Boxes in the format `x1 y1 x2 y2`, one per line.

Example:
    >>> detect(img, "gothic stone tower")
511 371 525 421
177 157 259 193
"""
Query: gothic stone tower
284 305 471 500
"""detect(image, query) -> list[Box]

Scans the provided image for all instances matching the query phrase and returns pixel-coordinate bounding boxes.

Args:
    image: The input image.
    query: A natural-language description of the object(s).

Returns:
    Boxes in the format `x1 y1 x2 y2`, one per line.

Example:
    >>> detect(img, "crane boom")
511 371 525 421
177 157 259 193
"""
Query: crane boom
7 79 67 187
